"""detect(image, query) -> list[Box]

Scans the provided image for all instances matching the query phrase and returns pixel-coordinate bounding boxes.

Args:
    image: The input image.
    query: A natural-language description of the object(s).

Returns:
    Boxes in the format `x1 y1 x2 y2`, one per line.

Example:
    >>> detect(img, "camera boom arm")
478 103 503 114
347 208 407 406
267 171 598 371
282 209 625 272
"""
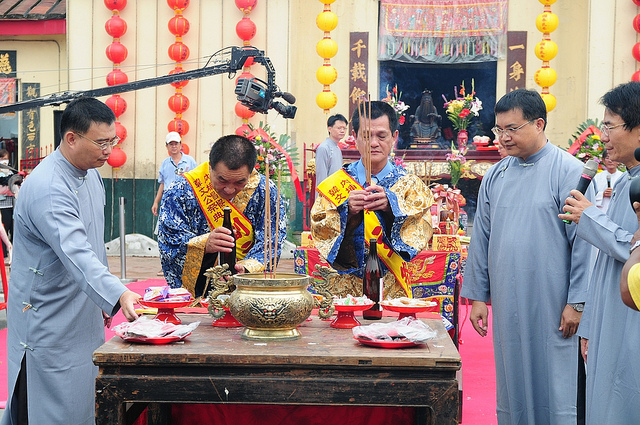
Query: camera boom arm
0 46 296 118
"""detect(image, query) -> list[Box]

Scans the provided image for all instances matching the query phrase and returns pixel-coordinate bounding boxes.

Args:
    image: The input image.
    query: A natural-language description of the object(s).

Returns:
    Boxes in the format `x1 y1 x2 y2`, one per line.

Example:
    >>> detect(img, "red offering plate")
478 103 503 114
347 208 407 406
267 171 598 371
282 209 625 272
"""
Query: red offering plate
331 303 374 329
477 145 499 151
200 300 243 328
353 336 424 349
381 302 437 320
137 299 193 325
115 330 191 345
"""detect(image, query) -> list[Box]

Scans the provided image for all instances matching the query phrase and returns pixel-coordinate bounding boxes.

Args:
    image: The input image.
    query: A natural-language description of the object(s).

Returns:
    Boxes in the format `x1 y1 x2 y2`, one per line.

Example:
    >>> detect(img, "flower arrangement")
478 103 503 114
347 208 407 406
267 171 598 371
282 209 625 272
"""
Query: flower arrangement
445 143 468 187
240 122 304 205
243 122 298 180
381 84 410 125
442 80 483 131
566 119 604 164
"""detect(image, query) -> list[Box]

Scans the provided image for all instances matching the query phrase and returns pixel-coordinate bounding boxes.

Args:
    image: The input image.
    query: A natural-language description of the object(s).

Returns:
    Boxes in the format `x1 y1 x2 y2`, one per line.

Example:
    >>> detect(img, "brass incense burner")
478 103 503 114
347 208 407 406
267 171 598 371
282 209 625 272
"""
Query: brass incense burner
206 265 335 340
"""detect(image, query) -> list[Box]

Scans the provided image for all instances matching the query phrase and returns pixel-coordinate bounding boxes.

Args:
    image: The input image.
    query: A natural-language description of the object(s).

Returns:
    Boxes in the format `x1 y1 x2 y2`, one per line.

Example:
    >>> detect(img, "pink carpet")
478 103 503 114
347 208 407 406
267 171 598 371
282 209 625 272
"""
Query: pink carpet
0 280 497 424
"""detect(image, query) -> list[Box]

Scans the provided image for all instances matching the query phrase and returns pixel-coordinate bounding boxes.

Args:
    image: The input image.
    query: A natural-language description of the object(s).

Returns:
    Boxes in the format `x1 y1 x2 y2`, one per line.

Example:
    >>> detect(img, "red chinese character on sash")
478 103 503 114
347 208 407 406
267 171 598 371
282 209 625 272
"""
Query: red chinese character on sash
233 216 250 238
212 211 223 222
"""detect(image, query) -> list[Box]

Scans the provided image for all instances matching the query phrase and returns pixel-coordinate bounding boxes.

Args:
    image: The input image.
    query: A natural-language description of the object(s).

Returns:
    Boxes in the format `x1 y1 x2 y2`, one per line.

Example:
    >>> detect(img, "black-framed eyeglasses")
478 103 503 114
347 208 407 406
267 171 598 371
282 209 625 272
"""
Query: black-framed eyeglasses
491 120 535 139
74 132 120 151
599 122 625 138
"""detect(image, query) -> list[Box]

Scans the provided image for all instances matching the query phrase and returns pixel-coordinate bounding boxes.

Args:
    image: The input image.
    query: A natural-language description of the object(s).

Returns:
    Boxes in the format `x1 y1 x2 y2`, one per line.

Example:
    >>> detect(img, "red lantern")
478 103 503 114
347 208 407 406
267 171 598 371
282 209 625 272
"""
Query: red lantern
168 117 190 136
107 146 127 168
105 15 127 38
106 69 128 86
235 102 255 120
236 17 257 41
235 123 251 137
633 43 640 63
235 0 257 13
633 70 640 82
168 15 190 36
106 95 127 118
115 121 127 143
181 142 190 155
167 0 190 10
169 66 189 89
168 42 190 62
235 71 254 86
634 0 640 6
168 93 190 114
104 0 127 11
634 15 640 33
106 41 128 64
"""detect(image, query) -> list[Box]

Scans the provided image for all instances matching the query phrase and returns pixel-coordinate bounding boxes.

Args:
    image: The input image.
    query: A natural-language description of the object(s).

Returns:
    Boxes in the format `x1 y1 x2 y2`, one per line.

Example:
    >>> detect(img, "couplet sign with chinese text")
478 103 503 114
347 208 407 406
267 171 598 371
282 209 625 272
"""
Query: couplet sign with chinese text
349 32 369 131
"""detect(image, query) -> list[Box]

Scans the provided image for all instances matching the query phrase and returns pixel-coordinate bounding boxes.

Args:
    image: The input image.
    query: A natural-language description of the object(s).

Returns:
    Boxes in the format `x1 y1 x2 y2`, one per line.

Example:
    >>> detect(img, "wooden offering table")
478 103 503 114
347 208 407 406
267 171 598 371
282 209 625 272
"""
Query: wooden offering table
94 314 461 425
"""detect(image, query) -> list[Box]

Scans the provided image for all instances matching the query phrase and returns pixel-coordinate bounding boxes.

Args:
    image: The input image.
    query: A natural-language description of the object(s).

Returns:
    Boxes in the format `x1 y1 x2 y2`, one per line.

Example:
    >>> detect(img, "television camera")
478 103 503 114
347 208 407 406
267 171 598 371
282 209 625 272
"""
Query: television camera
0 46 297 119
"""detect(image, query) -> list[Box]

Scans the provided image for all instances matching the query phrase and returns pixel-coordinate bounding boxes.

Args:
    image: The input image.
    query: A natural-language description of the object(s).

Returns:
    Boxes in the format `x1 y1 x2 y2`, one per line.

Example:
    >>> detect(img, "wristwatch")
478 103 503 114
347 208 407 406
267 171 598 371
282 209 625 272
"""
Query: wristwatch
569 303 584 312
631 240 640 255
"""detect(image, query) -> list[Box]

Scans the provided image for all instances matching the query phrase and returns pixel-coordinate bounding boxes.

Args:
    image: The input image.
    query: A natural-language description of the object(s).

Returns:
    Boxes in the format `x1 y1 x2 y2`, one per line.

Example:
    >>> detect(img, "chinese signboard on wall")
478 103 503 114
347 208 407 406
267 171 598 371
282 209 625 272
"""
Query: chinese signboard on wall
349 32 369 130
0 50 17 107
506 31 527 92
21 83 40 162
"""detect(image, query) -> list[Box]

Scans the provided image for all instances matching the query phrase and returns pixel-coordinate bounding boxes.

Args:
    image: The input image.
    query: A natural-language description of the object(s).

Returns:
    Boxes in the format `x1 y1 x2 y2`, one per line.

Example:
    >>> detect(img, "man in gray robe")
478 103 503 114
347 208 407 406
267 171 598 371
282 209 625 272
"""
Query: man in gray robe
560 81 640 424
462 89 593 424
315 113 347 184
1 97 140 425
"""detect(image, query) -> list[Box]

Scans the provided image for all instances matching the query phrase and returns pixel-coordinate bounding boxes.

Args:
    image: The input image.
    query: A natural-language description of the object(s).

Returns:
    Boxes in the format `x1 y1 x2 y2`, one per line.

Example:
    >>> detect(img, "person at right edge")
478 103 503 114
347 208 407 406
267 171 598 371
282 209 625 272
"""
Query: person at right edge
461 89 594 425
560 81 640 424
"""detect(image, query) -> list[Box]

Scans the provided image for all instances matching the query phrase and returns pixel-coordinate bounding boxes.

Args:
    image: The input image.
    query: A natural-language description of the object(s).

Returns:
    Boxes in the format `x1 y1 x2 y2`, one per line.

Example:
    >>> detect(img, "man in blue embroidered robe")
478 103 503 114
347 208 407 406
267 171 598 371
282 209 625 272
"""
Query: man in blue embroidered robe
158 135 286 298
311 101 433 299
462 89 593 425
561 81 640 424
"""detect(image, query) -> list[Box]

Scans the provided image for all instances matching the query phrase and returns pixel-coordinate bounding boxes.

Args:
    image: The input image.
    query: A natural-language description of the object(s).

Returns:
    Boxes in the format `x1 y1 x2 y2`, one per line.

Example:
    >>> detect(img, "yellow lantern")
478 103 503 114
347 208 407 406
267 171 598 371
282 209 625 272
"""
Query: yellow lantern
536 12 559 33
316 38 338 59
538 0 557 5
316 65 338 86
534 40 558 61
540 92 557 112
316 91 338 111
534 67 557 87
316 11 338 32
319 0 336 3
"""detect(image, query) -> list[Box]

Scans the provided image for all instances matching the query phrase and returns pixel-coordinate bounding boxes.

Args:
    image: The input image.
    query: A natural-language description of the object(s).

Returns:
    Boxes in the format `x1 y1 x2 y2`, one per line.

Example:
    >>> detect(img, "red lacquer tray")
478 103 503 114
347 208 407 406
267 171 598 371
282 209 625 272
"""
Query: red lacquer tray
199 300 243 328
331 303 374 329
115 330 191 345
137 299 193 324
353 336 424 349
381 302 437 320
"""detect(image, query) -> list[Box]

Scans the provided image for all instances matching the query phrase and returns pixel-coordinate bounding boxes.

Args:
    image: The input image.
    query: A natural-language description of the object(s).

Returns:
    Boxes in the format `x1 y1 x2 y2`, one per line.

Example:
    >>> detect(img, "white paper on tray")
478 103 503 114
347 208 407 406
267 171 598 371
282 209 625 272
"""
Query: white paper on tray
352 317 437 343
113 316 200 338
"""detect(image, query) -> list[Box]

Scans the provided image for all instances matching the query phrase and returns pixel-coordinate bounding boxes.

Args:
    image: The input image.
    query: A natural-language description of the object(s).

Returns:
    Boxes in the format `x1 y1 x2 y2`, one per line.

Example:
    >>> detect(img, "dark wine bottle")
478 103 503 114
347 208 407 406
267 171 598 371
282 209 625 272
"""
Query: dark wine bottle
363 239 383 320
220 206 237 275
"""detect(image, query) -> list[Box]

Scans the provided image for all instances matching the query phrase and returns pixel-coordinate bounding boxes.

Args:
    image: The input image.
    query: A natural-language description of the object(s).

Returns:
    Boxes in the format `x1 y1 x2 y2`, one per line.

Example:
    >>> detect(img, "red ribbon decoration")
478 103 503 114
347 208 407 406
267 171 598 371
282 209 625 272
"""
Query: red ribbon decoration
248 128 303 202
567 125 600 155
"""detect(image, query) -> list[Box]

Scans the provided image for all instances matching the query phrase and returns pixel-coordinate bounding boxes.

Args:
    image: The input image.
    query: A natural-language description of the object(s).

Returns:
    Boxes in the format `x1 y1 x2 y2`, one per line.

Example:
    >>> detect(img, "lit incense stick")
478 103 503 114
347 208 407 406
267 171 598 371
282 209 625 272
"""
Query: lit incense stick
264 158 271 277
274 166 281 277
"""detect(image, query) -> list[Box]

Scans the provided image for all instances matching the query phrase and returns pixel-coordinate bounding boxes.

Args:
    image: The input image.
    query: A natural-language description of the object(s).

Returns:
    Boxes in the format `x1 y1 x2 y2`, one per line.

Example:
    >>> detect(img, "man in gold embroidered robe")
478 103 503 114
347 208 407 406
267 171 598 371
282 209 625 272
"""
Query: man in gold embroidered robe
158 135 286 297
311 101 433 299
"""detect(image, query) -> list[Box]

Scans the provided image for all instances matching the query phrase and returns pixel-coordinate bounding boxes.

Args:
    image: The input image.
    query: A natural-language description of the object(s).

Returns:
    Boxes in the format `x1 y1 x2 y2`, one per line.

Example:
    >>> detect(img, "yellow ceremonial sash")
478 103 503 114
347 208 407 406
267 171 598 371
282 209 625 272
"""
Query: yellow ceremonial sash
316 169 412 296
183 162 254 259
